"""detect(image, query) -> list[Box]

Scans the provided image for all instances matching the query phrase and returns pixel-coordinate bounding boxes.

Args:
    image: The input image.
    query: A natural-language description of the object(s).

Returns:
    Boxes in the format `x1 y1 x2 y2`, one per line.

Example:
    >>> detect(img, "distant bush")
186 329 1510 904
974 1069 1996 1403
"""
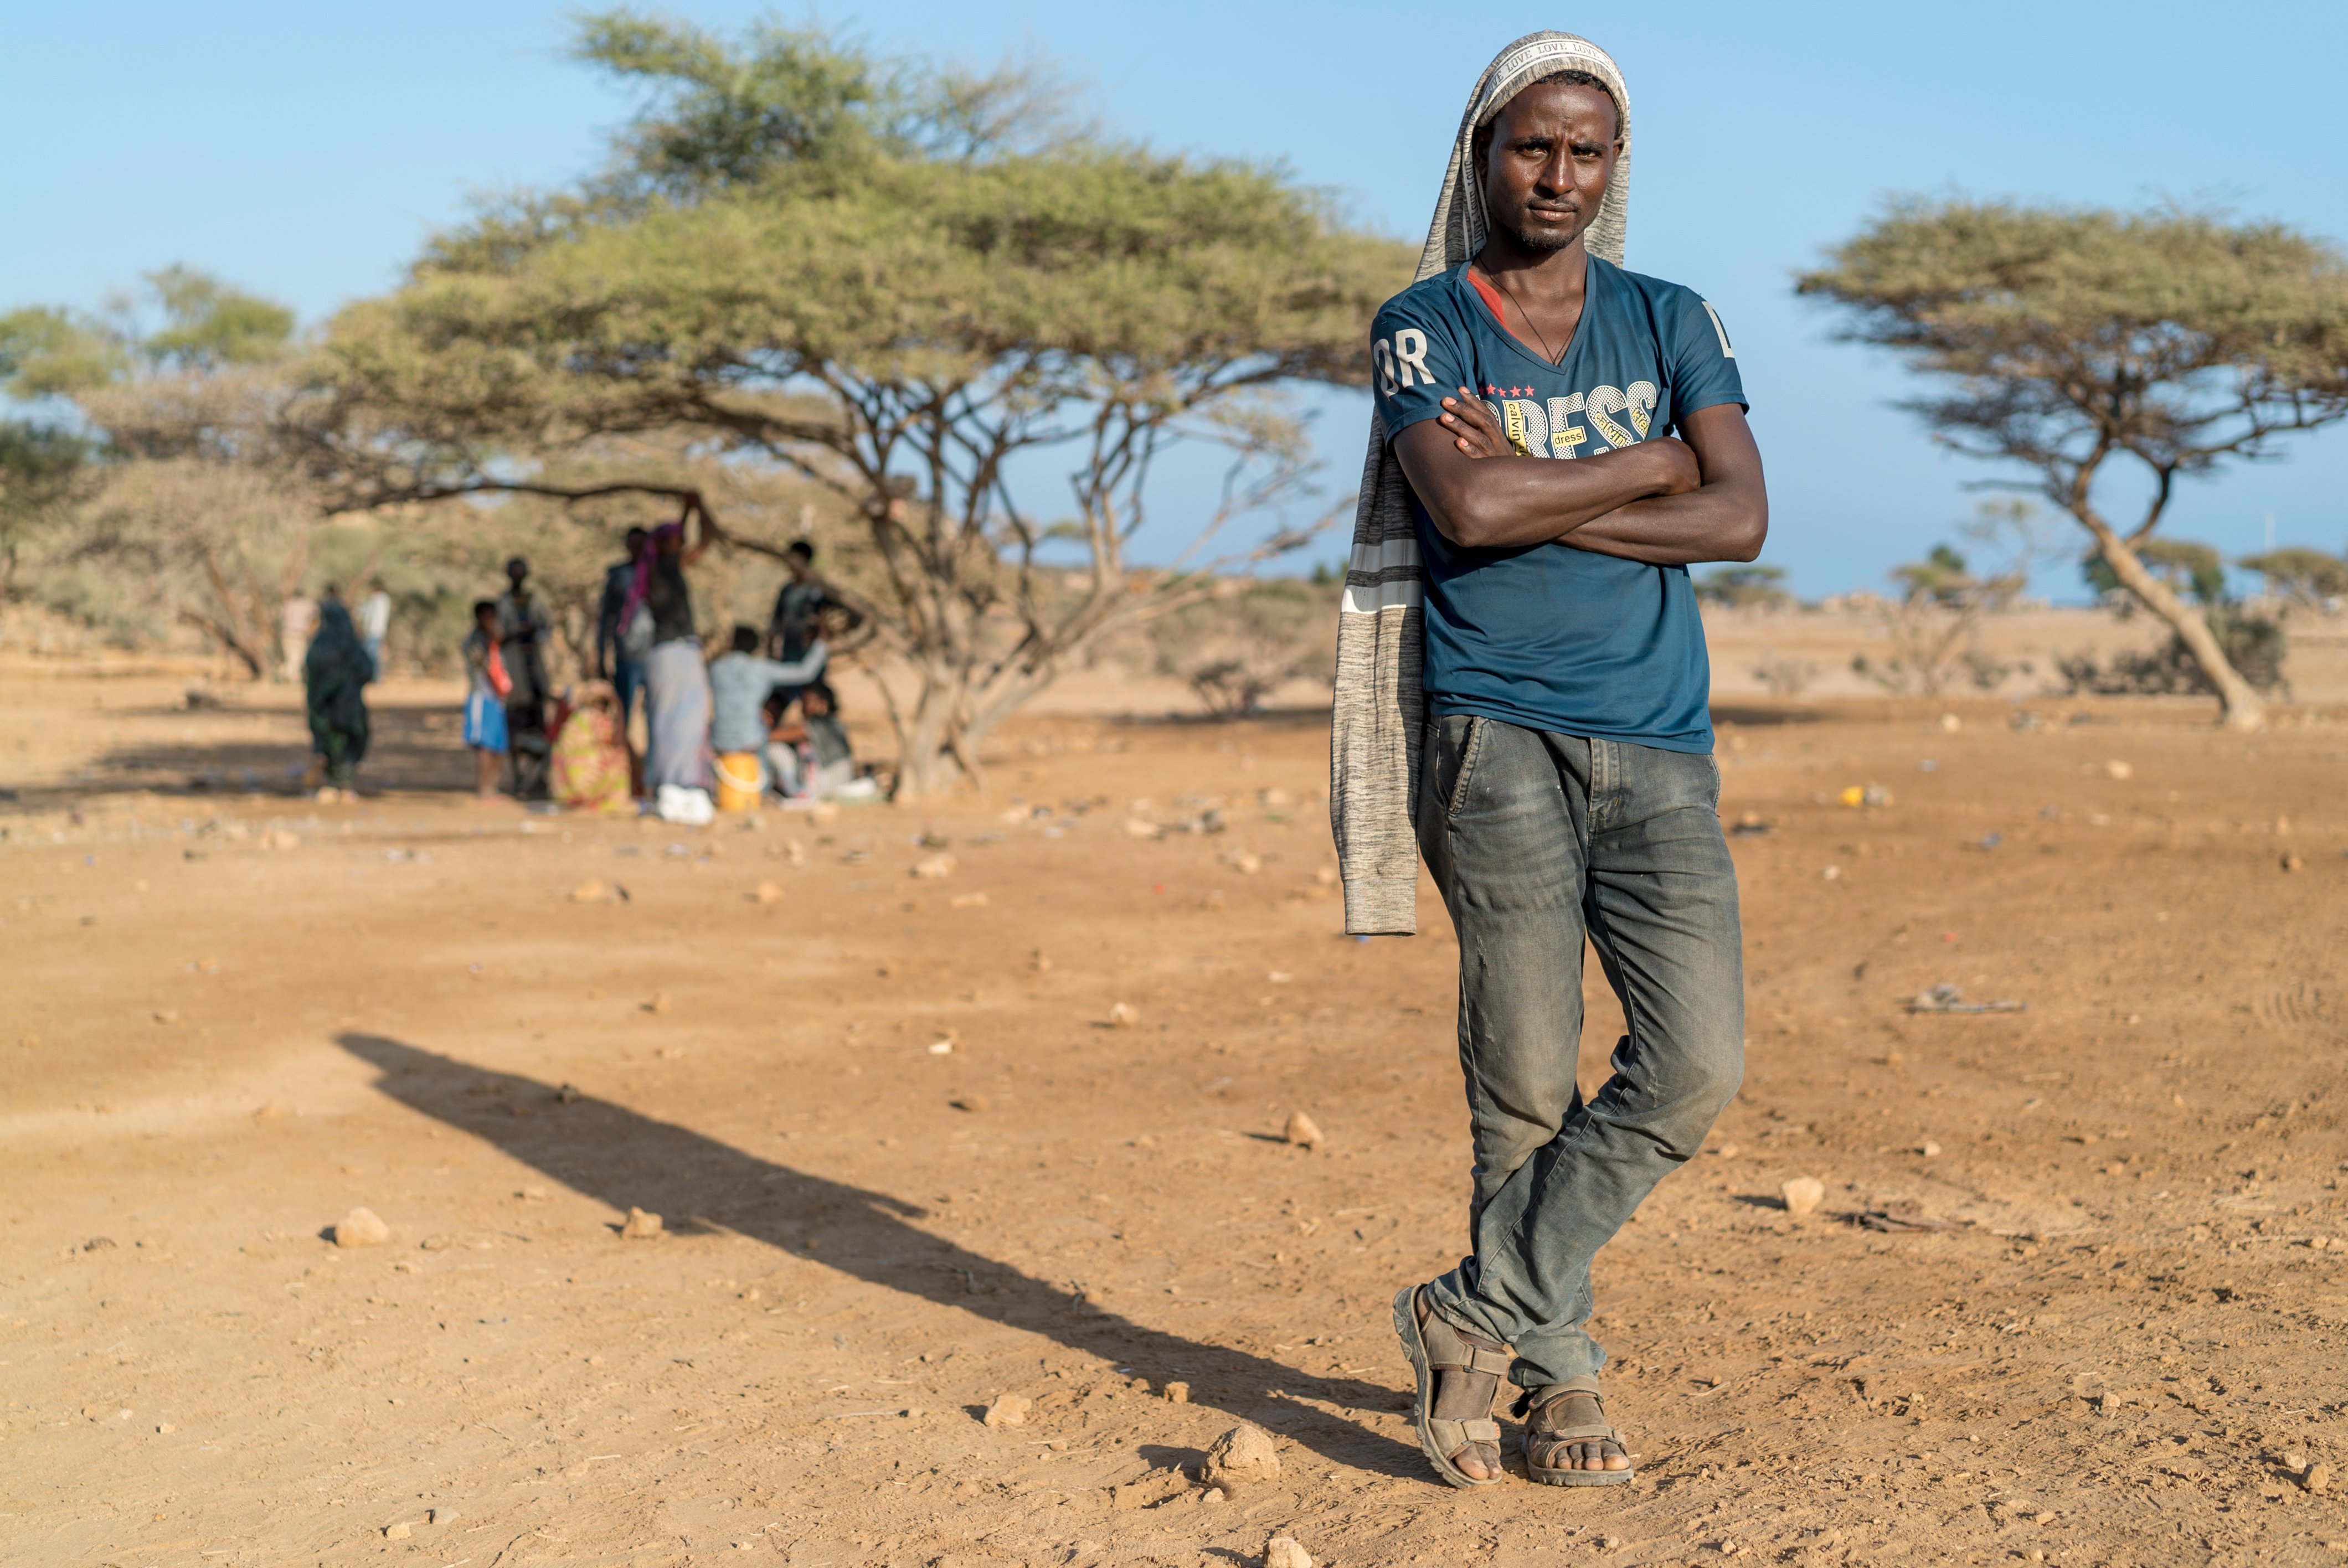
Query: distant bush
1696 564 1794 611
2057 607 2288 697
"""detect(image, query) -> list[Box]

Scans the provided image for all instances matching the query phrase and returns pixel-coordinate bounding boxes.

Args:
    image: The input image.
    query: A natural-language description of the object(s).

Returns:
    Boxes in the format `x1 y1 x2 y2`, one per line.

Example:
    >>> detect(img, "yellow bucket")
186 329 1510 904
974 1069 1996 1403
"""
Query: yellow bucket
714 751 764 813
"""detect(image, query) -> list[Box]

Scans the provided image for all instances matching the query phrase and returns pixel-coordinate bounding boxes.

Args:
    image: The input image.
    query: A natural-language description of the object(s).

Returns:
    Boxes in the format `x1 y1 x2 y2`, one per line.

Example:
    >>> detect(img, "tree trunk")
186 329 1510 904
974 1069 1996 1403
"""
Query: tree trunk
2081 516 2265 729
889 665 968 798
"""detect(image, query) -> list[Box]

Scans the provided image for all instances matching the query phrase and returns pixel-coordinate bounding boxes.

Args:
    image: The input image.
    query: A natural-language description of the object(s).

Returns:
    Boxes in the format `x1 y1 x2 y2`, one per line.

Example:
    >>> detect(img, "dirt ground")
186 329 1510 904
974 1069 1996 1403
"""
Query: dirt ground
5 654 2348 1568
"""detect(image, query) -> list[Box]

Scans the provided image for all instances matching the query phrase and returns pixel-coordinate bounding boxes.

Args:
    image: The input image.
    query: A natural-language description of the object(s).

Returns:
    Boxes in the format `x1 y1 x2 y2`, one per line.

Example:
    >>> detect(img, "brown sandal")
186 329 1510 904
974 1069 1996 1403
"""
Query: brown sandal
1517 1376 1634 1487
1392 1286 1510 1488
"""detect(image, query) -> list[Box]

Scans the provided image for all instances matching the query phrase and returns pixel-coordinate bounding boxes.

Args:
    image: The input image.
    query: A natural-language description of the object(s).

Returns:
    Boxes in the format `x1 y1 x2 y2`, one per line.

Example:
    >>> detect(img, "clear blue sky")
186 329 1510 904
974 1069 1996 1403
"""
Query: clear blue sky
7 2 2346 597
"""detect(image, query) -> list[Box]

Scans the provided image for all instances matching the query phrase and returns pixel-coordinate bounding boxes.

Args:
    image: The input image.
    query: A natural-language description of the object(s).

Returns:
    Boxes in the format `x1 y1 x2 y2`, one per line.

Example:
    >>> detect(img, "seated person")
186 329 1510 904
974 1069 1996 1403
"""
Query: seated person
707 625 827 790
550 680 632 813
766 680 867 801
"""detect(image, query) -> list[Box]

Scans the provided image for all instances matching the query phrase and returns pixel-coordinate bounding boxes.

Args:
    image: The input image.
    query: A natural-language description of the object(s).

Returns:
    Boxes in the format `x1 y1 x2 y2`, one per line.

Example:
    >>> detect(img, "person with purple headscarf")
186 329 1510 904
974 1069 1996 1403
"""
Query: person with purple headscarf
632 505 721 803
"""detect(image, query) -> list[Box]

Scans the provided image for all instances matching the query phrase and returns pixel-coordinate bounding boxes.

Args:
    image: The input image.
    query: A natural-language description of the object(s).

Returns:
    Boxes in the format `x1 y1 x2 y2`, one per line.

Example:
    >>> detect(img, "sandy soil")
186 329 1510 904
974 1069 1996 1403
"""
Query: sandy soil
5 657 2348 1568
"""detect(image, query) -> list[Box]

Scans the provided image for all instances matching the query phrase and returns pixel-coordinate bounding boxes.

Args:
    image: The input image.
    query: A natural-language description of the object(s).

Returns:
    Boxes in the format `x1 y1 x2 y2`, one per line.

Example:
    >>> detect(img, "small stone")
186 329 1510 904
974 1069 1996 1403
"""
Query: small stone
570 879 612 903
644 992 671 1014
619 1206 665 1241
1106 1002 1139 1028
428 1508 457 1524
982 1394 1031 1427
333 1208 390 1249
1265 1536 1312 1568
911 854 956 880
2306 1462 2334 1494
1283 1111 1324 1150
1124 818 1161 839
753 879 784 904
2105 759 2133 780
82 1235 119 1251
951 1094 991 1113
1201 1487 1226 1505
949 891 989 909
1205 1421 1280 1486
1919 1141 1943 1157
383 1522 411 1540
156 1422 174 1434
1780 1177 1826 1216
1224 851 1263 875
1163 1380 1190 1404
152 1009 179 1024
2283 852 2305 873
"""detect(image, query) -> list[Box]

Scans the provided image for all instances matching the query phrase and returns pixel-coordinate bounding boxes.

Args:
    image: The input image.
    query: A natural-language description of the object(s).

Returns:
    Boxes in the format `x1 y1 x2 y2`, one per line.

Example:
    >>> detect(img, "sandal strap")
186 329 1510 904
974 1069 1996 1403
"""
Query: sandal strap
1515 1379 1613 1431
1528 1419 1621 1445
1458 1418 1501 1443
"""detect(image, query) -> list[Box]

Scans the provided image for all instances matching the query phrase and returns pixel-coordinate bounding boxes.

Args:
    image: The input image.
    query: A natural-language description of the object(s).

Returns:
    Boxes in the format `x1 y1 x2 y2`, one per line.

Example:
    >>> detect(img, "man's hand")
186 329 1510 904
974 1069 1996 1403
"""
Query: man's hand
1434 389 1512 458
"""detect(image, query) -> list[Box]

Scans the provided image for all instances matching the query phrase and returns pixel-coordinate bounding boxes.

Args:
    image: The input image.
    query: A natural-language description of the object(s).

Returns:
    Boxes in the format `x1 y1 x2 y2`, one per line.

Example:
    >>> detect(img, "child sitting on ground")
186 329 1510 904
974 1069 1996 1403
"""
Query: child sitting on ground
766 680 869 801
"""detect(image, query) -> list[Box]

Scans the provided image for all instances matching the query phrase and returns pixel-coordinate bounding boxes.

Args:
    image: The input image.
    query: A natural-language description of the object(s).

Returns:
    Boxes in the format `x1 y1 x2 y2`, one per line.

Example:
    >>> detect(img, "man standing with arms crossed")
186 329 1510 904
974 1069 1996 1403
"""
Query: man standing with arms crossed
1332 32 1767 1490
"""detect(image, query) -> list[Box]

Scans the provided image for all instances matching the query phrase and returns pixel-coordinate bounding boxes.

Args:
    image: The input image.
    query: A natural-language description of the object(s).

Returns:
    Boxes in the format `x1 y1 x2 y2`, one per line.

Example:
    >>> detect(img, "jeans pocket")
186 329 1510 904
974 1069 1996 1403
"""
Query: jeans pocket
1440 715 1487 822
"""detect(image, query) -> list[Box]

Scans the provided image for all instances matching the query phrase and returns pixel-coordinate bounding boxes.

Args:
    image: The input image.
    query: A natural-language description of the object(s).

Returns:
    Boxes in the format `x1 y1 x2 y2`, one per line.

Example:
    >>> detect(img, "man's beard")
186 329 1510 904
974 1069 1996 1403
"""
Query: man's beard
1506 214 1580 254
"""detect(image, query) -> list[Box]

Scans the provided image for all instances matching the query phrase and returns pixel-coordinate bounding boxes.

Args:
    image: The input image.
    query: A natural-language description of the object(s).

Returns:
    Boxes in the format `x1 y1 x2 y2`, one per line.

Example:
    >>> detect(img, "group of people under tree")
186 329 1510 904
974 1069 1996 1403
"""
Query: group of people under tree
461 506 862 816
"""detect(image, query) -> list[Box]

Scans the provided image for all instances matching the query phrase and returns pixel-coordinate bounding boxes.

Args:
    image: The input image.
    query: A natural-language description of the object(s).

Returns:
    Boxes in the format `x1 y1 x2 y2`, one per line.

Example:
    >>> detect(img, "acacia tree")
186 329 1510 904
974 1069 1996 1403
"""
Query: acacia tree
307 15 1405 792
0 271 308 671
2239 546 2348 610
1799 199 2348 728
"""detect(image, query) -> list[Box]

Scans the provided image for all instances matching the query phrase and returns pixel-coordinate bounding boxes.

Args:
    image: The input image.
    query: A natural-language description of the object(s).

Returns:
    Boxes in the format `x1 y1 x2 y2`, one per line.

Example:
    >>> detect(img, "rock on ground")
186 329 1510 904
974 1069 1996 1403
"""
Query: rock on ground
1205 1422 1279 1486
1265 1536 1312 1568
332 1207 389 1249
1780 1176 1825 1216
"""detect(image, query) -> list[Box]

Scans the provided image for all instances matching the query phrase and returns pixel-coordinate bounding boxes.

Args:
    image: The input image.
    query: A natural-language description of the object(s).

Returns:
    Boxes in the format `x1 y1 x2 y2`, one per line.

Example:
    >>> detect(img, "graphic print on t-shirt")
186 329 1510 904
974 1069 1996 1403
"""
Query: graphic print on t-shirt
1366 256 1747 754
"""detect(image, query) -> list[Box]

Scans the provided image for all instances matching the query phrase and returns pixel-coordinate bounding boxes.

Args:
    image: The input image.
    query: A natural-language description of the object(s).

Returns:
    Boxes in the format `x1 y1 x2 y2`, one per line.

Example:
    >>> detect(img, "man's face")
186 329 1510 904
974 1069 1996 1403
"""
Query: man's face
1480 81 1620 255
787 551 813 581
506 561 528 589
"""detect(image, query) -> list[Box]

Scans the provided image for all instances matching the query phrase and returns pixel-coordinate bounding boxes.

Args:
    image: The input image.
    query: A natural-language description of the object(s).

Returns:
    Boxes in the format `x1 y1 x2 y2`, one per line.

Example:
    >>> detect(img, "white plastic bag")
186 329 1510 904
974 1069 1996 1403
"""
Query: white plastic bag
655 784 715 826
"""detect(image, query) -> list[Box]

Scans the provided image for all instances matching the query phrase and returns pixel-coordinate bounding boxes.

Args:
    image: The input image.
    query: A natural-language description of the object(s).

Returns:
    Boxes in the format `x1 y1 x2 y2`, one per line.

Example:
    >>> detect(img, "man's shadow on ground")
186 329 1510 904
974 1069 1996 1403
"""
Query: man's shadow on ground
337 1032 1425 1479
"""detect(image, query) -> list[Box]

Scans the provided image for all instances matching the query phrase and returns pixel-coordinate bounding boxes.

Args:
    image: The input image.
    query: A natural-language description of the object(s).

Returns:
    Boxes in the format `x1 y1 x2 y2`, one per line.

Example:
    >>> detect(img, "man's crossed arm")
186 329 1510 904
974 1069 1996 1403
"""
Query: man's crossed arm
1393 391 1767 566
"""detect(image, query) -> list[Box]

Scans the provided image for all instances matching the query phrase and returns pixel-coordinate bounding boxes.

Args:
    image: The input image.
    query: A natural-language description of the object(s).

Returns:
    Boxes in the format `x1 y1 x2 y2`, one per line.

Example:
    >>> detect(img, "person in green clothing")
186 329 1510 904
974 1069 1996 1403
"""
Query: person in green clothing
303 596 373 801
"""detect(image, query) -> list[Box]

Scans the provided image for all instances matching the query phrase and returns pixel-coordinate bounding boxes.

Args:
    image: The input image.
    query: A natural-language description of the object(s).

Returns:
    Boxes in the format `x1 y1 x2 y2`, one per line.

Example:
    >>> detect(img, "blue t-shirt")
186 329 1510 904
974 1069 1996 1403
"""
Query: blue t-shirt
1370 257 1745 753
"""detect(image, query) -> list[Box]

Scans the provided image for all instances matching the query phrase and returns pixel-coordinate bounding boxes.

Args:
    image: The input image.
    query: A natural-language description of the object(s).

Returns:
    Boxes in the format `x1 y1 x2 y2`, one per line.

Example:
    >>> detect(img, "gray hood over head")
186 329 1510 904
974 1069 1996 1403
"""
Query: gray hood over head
1414 30 1633 281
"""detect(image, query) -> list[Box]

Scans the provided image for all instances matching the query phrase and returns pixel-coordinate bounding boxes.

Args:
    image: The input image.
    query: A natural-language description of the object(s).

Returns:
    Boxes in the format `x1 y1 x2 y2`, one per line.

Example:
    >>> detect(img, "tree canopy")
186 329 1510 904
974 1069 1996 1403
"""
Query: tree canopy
1799 198 2348 725
313 12 1408 790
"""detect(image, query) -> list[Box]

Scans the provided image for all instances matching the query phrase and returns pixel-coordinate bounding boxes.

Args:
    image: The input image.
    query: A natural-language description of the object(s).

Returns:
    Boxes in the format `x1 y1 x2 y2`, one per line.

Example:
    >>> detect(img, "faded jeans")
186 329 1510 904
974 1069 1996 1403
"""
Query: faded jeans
1414 716 1744 1388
